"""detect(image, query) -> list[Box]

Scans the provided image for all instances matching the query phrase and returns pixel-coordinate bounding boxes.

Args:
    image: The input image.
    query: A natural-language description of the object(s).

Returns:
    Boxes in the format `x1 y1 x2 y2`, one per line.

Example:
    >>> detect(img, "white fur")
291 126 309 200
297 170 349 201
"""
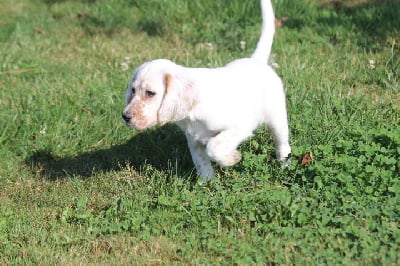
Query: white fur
122 0 291 179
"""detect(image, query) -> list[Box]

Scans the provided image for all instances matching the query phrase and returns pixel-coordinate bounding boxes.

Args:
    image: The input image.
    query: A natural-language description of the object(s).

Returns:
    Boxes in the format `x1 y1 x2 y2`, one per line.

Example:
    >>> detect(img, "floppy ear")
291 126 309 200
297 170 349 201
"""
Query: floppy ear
157 73 195 125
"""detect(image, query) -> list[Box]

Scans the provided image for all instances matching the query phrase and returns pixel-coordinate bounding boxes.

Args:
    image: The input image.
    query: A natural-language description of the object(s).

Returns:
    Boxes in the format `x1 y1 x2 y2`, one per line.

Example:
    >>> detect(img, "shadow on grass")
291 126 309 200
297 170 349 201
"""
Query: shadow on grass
328 1 397 44
26 125 195 180
285 0 399 50
42 0 97 4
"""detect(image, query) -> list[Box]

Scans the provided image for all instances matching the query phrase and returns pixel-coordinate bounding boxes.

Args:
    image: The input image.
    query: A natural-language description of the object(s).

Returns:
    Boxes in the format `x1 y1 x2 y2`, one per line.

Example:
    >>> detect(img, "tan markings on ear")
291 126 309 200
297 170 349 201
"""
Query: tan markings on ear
157 73 173 124
164 73 172 95
157 72 195 125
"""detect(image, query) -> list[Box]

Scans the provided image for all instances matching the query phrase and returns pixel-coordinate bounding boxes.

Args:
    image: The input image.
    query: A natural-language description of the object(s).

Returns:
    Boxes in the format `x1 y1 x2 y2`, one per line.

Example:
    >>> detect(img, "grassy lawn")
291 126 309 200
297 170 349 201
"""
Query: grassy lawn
1 0 399 264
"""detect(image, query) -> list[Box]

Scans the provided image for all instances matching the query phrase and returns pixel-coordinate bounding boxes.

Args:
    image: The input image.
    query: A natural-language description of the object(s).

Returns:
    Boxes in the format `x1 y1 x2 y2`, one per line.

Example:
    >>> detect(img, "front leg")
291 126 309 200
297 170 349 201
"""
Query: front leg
206 130 251 167
185 133 214 179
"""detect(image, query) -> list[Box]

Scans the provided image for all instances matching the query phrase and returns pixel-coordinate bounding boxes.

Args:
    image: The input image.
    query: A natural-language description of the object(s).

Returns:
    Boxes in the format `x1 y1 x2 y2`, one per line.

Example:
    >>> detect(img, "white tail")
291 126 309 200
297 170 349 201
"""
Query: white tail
251 0 276 62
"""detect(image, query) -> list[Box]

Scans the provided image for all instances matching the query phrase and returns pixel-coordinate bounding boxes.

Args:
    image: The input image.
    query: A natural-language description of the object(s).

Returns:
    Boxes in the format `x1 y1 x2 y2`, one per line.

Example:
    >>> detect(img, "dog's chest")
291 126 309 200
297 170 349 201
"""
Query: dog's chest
176 120 218 145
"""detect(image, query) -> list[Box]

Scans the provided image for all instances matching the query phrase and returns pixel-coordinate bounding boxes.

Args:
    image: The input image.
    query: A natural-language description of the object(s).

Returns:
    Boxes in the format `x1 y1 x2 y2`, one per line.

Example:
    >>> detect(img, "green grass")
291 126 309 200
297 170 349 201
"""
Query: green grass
1 0 399 264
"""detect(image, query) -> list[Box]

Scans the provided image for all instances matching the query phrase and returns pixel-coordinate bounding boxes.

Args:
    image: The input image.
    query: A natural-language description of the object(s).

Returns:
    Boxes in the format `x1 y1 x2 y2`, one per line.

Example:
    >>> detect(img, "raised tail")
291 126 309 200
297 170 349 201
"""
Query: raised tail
251 0 276 62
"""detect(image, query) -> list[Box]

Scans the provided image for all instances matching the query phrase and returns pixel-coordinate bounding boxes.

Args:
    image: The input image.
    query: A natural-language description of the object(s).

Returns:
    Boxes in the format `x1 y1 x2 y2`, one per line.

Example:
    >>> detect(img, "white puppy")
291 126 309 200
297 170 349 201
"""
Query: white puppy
122 0 291 179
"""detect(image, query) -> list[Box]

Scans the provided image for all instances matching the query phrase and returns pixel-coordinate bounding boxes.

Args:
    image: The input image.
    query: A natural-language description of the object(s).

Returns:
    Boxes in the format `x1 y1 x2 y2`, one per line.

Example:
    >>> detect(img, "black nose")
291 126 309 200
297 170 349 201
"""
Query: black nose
122 112 131 122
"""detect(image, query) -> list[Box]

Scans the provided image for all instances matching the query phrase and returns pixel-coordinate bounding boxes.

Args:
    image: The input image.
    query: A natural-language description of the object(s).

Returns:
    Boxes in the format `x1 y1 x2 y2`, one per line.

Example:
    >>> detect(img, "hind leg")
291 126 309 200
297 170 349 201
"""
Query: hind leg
273 126 291 167
266 109 291 166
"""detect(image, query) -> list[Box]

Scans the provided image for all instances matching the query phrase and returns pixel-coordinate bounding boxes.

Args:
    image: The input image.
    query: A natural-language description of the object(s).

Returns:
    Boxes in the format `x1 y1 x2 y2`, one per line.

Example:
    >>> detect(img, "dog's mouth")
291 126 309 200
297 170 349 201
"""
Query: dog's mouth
124 120 144 131
122 112 132 125
122 113 151 131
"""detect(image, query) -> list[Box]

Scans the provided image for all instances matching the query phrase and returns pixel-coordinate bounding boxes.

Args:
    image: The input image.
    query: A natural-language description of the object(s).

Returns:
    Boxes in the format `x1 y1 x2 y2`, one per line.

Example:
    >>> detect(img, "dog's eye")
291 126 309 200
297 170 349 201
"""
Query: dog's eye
131 87 136 95
145 90 156 98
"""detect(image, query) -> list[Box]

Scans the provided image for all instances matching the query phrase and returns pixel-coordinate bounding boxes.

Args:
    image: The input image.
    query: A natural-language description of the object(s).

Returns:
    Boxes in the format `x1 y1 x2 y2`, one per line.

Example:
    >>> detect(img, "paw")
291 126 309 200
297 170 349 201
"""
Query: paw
217 150 242 167
280 153 291 168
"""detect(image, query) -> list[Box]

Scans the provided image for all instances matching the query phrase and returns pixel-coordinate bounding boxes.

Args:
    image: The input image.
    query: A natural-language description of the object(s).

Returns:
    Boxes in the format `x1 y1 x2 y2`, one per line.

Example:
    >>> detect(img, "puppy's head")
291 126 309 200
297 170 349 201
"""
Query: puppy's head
122 59 195 130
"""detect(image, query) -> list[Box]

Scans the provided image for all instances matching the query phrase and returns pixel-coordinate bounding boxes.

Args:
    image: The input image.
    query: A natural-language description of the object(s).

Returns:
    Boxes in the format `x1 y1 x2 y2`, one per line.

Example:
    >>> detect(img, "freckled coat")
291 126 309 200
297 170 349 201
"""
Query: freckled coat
122 0 291 179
